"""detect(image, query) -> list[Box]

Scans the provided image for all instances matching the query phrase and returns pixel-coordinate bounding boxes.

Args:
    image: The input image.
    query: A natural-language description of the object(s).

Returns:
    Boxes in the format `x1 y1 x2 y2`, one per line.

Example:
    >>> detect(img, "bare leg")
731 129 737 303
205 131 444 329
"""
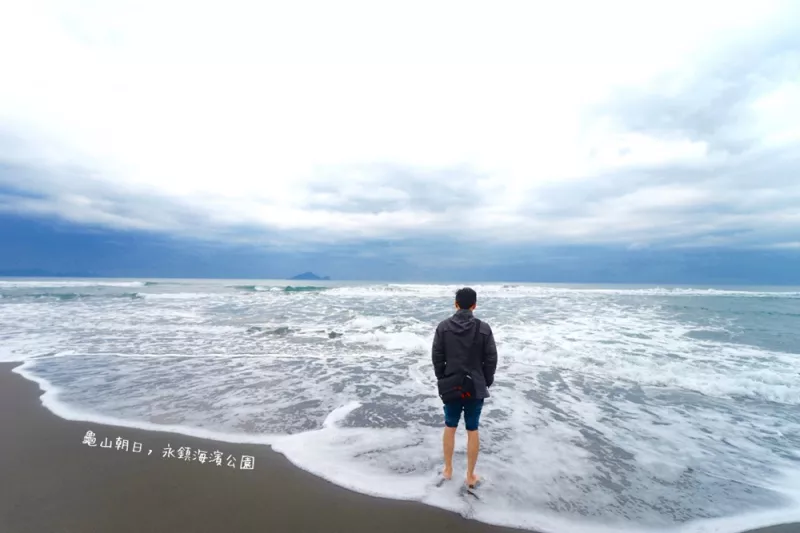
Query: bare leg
466 430 480 486
442 426 456 479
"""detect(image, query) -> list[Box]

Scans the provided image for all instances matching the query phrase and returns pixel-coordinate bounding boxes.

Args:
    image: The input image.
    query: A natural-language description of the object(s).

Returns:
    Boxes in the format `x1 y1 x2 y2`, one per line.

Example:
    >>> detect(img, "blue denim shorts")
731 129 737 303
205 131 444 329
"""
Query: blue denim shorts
443 398 484 431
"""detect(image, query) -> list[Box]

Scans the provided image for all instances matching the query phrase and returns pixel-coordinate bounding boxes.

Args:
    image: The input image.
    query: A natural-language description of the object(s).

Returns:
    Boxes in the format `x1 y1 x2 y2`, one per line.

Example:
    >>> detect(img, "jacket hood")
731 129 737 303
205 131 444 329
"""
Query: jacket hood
449 308 476 334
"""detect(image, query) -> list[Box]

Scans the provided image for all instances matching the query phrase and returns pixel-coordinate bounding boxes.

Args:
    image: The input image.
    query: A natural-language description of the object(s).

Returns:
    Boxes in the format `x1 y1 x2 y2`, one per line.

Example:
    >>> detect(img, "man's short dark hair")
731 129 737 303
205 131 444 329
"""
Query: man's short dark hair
455 287 477 309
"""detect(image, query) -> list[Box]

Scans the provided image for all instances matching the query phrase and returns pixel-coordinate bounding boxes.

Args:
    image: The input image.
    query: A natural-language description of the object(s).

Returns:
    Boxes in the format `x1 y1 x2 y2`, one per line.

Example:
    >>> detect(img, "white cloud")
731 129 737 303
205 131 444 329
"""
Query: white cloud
0 0 798 248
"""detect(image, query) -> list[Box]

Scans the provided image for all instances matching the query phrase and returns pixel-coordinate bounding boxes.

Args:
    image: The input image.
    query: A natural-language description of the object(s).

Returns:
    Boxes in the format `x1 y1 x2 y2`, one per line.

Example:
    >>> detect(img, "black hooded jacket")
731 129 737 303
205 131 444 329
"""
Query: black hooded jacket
432 309 498 399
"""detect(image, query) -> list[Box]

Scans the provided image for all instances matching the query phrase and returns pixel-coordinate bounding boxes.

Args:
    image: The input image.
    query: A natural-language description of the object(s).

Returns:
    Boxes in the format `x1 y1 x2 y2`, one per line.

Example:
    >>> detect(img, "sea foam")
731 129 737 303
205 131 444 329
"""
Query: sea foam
2 279 800 533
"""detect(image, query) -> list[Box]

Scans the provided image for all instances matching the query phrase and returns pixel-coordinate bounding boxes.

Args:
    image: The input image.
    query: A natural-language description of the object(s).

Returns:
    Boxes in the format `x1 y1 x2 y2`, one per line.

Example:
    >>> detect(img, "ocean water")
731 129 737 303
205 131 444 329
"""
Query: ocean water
1 278 800 533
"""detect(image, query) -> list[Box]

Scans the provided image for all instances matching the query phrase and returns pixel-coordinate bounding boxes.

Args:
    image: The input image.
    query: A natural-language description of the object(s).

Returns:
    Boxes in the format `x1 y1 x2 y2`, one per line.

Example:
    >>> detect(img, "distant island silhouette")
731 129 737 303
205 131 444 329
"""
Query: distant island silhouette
290 272 330 281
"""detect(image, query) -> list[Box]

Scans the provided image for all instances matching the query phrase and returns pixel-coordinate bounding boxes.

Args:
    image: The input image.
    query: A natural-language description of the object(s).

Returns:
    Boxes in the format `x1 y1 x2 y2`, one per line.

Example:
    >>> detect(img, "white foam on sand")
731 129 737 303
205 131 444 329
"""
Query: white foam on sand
14 357 800 533
11 360 284 445
0 340 34 362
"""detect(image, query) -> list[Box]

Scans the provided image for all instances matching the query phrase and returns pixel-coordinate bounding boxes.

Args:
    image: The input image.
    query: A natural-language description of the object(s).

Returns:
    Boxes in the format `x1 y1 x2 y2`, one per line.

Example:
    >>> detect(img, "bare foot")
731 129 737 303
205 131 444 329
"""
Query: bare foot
442 466 453 480
466 473 480 488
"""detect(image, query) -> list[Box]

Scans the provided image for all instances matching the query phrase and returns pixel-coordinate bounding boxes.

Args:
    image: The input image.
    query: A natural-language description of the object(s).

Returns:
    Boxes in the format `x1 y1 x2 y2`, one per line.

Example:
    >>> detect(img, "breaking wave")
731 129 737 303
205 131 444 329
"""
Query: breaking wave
0 292 143 301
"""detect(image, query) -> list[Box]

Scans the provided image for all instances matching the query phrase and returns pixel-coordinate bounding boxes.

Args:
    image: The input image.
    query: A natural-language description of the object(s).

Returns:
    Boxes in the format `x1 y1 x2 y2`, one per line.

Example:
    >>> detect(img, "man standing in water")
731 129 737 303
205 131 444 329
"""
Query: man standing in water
432 287 498 488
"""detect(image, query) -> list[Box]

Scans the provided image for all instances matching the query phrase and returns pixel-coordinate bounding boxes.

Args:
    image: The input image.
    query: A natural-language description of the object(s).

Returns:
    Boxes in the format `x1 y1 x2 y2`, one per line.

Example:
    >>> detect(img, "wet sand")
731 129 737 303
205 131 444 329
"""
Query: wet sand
1 362 798 533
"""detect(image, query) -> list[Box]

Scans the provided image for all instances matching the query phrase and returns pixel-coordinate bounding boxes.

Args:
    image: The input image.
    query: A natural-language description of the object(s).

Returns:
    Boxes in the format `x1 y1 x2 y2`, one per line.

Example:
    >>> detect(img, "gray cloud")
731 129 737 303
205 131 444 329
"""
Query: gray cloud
1 9 799 254
507 16 800 249
514 144 800 248
0 161 206 233
2 135 799 253
304 164 485 214
598 17 800 155
0 158 461 250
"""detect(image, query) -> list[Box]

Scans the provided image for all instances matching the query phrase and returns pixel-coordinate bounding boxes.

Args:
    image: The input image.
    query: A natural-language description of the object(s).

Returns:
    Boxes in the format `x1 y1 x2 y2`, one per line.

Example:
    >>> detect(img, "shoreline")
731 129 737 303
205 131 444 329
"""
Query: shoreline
0 362 526 533
1 362 798 533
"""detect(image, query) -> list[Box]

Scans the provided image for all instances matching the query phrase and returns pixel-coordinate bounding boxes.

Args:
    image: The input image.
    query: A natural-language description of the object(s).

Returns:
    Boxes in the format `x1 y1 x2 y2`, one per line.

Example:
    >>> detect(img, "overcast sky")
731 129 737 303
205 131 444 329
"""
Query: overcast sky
1 0 799 275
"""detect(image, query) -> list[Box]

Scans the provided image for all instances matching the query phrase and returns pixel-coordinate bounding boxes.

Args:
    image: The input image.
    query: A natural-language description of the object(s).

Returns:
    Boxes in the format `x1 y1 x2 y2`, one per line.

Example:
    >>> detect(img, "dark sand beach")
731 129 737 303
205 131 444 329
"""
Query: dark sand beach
1 362 798 533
